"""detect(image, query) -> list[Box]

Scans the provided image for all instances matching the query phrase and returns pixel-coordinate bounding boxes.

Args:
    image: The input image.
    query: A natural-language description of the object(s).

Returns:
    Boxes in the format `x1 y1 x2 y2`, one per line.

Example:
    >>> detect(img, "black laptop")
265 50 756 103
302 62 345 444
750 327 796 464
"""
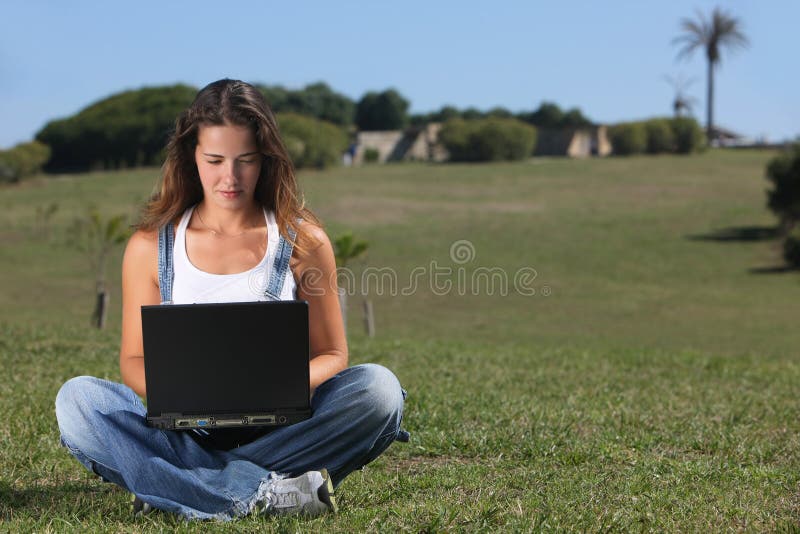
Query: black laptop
141 300 311 431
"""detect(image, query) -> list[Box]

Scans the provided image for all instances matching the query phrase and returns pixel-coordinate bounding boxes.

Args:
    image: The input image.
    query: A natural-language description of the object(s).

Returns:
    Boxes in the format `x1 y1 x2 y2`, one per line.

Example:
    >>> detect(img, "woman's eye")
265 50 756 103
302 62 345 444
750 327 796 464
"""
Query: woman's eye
207 160 222 165
239 159 255 164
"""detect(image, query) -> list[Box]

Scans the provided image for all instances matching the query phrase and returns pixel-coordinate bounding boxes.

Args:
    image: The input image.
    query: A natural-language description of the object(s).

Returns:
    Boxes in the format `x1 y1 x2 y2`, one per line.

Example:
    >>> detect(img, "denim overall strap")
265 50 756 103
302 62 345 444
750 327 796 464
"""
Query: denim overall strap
264 225 297 300
157 222 175 304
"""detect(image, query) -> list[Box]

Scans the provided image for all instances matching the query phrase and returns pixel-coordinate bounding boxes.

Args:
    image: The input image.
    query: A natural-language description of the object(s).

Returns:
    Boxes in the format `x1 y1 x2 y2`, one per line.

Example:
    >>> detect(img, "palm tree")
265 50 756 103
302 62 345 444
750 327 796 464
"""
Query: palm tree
332 232 368 332
69 208 131 328
673 7 748 144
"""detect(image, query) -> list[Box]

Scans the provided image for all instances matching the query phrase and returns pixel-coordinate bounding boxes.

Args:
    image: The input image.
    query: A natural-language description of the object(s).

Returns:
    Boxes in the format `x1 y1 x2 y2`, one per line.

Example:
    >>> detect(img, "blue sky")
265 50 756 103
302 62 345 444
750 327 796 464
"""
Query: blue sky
1 1 797 148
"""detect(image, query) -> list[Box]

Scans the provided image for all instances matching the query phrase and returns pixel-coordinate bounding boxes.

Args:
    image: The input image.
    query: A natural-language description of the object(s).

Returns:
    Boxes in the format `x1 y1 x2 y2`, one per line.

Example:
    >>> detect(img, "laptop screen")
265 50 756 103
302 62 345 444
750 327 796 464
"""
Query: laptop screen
141 301 310 416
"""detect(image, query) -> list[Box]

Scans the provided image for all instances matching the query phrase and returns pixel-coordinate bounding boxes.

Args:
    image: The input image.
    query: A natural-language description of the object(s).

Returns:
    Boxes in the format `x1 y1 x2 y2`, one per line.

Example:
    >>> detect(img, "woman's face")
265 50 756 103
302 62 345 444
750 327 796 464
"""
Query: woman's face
194 122 262 210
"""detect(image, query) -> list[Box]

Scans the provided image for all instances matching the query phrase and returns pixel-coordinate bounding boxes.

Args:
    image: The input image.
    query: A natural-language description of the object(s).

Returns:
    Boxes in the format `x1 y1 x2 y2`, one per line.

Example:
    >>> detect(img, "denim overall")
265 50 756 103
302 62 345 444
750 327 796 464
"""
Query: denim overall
55 219 409 520
156 220 295 304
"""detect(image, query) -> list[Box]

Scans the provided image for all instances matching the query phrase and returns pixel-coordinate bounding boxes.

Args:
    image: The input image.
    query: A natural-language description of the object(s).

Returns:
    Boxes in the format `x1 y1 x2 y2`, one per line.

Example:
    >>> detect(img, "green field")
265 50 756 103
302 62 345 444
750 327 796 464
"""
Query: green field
2 150 799 531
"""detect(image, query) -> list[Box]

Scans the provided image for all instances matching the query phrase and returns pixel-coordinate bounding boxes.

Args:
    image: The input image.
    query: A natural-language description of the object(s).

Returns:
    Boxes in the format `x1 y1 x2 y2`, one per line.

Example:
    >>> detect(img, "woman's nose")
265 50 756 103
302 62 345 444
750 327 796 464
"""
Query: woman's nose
222 162 239 182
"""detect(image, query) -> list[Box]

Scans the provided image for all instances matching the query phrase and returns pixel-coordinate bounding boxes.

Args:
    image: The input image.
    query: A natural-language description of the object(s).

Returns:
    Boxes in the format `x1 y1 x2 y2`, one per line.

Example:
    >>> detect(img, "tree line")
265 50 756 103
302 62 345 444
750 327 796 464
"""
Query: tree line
27 80 605 173
1 77 710 182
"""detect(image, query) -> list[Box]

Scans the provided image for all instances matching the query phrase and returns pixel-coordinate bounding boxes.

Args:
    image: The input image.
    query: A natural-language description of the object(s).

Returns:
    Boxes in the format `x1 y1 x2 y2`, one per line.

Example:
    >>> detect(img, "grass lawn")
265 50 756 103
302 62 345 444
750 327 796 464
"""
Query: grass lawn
1 149 799 531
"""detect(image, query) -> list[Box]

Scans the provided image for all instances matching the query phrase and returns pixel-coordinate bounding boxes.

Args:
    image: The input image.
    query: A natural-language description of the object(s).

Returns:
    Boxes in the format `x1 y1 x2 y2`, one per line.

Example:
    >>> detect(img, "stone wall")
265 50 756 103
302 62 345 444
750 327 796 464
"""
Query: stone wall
354 123 448 164
353 131 404 164
403 123 448 162
536 126 611 157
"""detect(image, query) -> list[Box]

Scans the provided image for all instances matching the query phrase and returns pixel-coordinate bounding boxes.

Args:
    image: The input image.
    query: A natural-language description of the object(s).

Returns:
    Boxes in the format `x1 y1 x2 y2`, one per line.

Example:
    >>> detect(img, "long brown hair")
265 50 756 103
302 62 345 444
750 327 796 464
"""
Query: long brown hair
138 78 320 251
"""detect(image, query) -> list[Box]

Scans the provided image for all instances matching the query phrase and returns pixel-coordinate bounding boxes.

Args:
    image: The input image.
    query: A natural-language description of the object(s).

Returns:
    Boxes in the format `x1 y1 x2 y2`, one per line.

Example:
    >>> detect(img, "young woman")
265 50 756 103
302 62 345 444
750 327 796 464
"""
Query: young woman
55 79 408 520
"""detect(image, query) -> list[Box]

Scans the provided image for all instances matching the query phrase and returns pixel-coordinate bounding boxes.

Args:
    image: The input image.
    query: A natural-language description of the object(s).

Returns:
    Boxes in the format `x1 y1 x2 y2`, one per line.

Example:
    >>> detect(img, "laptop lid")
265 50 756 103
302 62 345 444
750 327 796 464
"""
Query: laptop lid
141 300 310 428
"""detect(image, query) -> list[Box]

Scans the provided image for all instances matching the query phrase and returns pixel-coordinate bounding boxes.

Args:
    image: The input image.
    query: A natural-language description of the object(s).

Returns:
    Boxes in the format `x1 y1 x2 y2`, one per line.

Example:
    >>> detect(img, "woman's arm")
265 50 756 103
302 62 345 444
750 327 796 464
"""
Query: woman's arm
119 230 161 397
293 224 349 394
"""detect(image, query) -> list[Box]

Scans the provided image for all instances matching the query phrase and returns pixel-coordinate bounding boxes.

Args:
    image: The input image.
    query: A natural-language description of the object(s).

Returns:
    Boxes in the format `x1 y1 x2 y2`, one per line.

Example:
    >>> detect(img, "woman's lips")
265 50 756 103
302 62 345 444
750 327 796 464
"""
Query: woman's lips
219 191 241 199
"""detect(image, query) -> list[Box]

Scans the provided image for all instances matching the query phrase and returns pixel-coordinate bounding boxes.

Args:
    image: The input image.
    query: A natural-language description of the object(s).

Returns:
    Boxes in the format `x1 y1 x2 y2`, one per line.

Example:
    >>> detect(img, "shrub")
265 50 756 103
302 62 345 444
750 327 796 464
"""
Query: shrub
609 117 703 156
439 118 537 162
0 141 52 183
0 152 20 183
766 144 800 232
16 141 52 175
783 227 800 268
609 122 647 155
36 84 196 172
644 119 676 154
0 160 15 183
438 119 471 160
670 117 705 154
363 148 380 163
276 112 348 169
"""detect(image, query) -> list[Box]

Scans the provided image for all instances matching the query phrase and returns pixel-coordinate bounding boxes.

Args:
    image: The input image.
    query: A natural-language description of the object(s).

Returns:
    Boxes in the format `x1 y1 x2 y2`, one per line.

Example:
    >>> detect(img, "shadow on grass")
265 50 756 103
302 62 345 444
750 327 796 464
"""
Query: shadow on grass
748 265 799 274
0 478 117 518
685 224 799 275
685 225 780 242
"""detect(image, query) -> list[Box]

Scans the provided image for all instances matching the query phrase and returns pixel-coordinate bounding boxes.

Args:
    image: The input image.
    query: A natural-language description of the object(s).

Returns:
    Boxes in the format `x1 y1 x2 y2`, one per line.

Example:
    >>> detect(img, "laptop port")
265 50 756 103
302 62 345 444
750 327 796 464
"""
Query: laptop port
250 415 276 425
214 418 243 427
176 420 189 427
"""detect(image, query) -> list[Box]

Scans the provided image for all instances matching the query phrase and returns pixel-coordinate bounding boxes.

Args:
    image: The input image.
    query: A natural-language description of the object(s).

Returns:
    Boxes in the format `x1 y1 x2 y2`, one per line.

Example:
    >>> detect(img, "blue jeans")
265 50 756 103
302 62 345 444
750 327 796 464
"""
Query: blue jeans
55 364 408 520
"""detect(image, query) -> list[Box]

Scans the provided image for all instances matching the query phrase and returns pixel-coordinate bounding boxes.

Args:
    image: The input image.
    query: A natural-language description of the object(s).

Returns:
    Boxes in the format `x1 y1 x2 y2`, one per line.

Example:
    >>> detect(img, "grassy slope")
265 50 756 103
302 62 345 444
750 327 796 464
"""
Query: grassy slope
1 150 799 531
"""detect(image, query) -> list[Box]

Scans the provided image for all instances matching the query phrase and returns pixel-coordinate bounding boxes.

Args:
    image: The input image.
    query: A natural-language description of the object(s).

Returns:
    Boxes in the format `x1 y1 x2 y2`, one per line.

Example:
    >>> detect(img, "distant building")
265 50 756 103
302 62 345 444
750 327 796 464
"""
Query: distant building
404 123 449 162
535 126 612 157
352 122 611 164
353 123 448 164
709 126 754 147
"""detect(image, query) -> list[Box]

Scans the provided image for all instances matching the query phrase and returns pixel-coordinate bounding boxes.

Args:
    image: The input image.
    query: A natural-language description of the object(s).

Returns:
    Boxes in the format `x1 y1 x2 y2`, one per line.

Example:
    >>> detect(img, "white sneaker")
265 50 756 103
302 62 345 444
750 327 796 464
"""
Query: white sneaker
265 469 337 517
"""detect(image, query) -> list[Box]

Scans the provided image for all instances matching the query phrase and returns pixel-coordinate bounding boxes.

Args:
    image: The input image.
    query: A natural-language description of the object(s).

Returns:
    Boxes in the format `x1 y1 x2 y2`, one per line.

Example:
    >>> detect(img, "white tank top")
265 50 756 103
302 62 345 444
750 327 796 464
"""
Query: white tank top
171 205 297 304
